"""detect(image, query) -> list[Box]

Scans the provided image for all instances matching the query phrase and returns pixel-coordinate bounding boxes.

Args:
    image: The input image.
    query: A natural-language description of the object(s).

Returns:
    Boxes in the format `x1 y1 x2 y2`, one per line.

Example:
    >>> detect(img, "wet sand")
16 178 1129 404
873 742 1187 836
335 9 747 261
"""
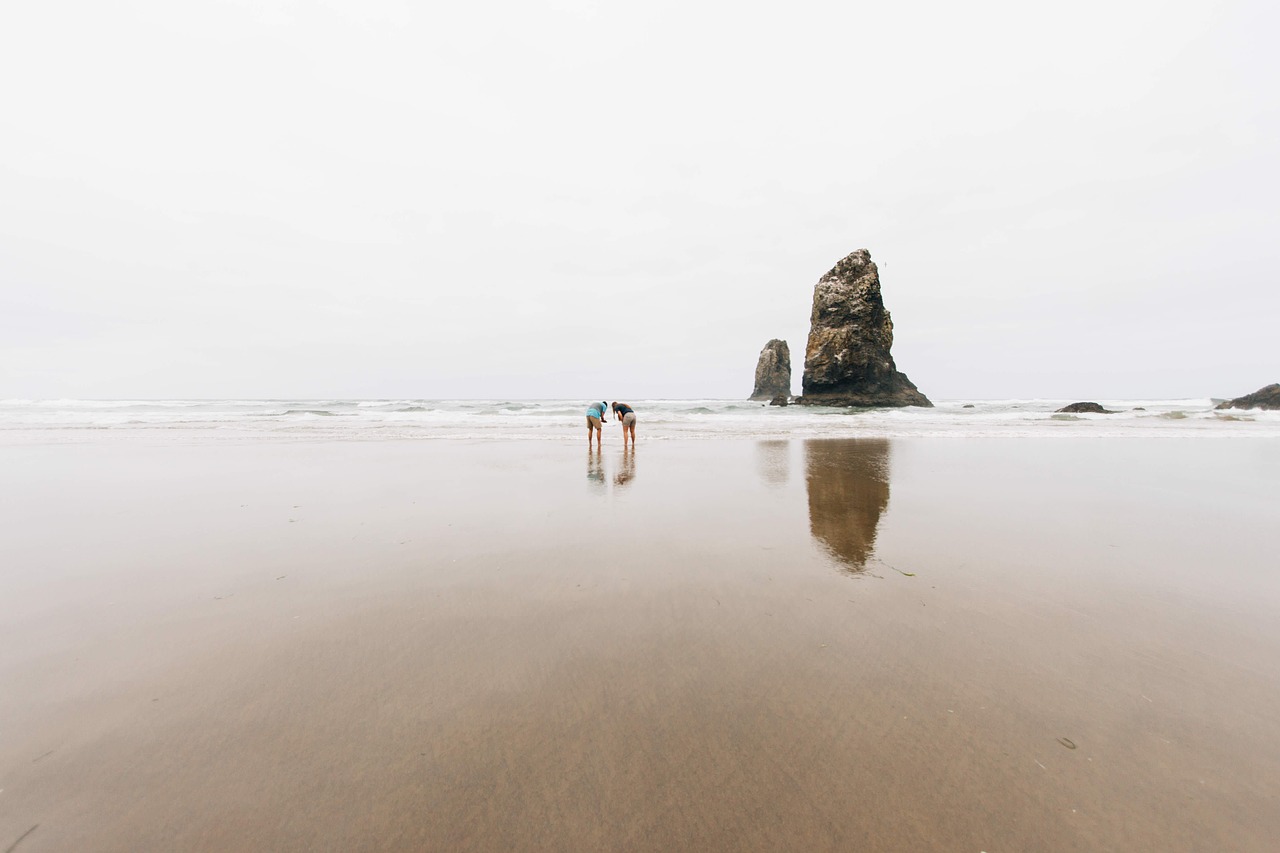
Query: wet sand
2 437 1278 851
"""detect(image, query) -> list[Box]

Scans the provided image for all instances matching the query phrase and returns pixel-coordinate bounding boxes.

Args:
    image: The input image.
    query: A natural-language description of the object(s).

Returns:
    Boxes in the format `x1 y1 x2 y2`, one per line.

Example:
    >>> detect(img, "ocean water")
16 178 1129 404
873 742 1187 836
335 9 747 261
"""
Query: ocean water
2 398 1278 441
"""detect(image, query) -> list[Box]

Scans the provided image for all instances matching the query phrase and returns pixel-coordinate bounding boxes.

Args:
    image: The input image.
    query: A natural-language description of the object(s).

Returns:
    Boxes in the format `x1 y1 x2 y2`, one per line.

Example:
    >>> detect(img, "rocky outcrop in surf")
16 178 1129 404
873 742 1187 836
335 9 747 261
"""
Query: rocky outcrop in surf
750 339 791 401
797 250 931 408
1215 383 1280 411
1056 402 1119 414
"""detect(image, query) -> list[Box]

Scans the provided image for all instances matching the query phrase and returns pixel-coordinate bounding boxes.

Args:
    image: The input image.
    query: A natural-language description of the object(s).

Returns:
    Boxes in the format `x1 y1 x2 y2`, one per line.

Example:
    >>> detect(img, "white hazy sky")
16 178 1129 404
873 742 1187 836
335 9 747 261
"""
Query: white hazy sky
2 0 1276 400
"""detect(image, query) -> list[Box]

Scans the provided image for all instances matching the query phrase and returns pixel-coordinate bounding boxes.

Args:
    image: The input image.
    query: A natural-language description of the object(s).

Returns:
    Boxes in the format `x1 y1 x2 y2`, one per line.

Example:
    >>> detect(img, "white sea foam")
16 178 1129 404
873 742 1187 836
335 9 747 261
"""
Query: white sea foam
1 398 1277 441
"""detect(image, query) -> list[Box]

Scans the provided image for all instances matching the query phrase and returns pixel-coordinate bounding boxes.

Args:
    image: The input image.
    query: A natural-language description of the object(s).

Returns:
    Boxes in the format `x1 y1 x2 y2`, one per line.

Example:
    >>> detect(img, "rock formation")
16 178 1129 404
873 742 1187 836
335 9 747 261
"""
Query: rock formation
1214 383 1280 410
797 250 931 408
769 394 789 407
1056 402 1119 414
750 339 791 401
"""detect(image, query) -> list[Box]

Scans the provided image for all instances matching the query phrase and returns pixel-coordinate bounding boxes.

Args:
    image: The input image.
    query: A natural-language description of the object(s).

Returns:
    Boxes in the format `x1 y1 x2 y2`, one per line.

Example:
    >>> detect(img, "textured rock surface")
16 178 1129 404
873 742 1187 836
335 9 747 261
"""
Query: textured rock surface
750 339 791 400
1056 402 1119 414
1214 383 1280 410
769 394 789 407
798 250 931 408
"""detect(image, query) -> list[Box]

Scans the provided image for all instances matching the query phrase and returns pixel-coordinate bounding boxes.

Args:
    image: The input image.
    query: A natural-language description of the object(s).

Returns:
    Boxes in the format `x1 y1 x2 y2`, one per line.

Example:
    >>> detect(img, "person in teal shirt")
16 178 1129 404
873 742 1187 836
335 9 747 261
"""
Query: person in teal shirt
585 401 608 448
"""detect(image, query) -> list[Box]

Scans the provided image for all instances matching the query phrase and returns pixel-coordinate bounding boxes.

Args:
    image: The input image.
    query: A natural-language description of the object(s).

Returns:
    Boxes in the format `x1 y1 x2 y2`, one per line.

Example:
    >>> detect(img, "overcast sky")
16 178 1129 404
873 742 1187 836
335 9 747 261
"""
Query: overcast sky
2 0 1276 400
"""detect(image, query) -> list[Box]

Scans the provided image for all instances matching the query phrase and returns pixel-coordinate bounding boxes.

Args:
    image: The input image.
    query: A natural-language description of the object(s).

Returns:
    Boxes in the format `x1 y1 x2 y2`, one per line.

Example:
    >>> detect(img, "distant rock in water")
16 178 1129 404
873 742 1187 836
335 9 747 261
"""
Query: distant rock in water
1056 402 1119 414
962 404 976 408
797 250 931 408
1214 383 1280 411
769 394 789 407
750 339 791 400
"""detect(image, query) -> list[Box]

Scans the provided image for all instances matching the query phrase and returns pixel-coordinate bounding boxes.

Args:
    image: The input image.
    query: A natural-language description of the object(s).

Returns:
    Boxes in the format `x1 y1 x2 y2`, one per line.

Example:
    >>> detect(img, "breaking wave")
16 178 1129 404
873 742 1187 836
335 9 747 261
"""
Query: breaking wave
3 398 1279 441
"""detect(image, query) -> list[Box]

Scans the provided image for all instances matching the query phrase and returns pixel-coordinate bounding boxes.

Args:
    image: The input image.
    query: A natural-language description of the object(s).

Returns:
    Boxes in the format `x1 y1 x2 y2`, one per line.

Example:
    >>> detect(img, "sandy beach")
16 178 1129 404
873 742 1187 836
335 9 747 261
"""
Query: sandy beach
2 436 1278 851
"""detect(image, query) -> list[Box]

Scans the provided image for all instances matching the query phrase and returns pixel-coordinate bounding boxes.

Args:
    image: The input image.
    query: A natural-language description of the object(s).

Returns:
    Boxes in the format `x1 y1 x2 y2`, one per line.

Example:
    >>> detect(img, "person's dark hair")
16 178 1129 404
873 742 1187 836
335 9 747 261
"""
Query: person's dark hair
610 402 617 409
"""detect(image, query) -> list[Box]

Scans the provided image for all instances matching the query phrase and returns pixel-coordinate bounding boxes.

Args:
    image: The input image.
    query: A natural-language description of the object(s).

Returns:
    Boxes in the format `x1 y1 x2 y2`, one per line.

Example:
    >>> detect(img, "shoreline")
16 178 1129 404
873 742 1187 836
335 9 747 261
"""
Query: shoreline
3 398 1279 445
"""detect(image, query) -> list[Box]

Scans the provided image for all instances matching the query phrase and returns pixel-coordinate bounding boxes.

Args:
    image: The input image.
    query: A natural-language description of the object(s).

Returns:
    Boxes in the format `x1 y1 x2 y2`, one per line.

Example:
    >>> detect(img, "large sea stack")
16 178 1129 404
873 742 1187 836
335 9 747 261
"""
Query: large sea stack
750 339 791 400
798 249 931 408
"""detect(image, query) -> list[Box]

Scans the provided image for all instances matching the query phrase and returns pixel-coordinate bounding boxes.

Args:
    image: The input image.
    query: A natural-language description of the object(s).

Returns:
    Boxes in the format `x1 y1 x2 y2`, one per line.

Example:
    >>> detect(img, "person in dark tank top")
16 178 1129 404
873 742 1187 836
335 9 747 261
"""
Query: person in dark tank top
611 402 637 447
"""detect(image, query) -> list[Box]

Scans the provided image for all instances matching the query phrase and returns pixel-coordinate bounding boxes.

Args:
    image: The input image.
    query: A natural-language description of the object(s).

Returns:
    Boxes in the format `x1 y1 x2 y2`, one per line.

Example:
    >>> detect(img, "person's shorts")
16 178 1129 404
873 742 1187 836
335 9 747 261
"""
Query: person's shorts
622 412 637 427
587 416 601 429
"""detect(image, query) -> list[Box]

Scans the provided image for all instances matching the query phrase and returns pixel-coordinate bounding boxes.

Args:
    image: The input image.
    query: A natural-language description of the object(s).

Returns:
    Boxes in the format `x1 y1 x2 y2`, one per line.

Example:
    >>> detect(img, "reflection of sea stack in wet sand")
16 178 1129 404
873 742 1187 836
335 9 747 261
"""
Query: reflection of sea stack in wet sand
805 439 891 571
754 440 791 487
798 250 931 408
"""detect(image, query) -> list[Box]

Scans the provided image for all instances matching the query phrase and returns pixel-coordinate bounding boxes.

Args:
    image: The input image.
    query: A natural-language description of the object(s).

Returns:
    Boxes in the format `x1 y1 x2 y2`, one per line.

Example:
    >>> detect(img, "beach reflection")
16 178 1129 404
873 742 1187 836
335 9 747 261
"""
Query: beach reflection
754 440 790 487
586 449 605 491
804 439 891 572
613 447 636 488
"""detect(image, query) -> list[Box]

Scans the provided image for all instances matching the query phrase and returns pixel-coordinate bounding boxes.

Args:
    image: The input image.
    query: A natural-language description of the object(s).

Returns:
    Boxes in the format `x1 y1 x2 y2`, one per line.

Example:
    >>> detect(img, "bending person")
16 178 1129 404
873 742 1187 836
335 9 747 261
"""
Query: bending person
611 401 637 447
585 401 608 448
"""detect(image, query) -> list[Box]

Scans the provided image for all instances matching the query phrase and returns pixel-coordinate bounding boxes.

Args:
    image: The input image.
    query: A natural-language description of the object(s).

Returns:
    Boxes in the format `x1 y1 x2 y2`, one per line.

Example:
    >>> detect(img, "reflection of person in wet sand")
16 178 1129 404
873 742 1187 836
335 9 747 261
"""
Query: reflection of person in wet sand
586 448 604 490
804 439 891 572
613 447 636 488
